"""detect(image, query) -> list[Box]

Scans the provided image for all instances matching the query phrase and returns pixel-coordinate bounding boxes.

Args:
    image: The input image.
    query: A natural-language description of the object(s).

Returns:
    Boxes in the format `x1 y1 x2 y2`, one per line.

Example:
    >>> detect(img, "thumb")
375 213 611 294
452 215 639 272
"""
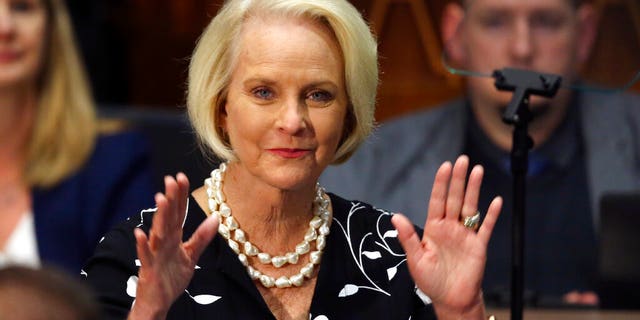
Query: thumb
391 214 422 259
185 214 219 261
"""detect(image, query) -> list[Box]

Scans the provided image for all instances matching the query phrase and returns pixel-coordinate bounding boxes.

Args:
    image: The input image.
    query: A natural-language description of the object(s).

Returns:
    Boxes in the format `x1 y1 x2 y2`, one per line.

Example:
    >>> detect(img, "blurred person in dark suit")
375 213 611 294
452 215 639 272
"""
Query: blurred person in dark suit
322 0 640 306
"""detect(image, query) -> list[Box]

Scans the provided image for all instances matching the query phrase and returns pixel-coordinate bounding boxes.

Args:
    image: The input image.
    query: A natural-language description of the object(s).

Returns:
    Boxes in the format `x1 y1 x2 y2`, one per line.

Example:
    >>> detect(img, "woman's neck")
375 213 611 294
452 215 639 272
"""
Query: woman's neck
0 86 36 247
0 86 37 177
213 162 317 252
229 168 315 243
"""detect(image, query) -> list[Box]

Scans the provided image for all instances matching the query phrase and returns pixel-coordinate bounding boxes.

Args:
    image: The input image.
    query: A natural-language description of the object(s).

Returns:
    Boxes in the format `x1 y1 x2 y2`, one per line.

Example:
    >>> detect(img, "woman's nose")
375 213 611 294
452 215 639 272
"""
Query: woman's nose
0 7 16 38
277 99 308 135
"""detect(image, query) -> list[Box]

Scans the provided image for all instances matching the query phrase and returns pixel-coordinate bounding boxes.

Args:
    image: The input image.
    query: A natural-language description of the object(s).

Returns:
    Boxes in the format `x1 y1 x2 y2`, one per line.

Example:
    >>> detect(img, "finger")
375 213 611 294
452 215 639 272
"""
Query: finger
150 192 169 243
477 196 503 245
391 214 423 261
426 161 453 224
134 228 153 266
445 155 470 221
184 214 219 263
163 176 180 229
176 173 190 227
461 164 483 218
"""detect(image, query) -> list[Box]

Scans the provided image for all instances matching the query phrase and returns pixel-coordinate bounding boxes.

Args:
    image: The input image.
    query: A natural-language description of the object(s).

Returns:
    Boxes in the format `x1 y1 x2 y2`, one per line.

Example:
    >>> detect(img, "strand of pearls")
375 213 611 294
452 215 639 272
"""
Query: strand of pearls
204 163 332 288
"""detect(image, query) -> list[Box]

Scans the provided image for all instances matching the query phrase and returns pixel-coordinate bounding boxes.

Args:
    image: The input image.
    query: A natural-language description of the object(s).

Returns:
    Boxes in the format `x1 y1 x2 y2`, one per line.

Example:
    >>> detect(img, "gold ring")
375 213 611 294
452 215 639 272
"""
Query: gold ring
460 211 481 231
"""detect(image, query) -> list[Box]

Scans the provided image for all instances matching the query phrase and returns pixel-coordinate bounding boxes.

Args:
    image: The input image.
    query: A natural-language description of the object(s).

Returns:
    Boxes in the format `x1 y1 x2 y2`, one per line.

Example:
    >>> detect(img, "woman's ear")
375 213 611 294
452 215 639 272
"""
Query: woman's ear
217 100 229 139
576 3 599 65
441 2 466 66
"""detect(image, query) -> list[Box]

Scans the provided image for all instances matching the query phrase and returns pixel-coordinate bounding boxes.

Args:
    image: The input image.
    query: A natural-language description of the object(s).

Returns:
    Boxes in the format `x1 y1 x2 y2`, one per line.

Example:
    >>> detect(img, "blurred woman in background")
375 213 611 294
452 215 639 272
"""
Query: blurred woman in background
0 0 154 274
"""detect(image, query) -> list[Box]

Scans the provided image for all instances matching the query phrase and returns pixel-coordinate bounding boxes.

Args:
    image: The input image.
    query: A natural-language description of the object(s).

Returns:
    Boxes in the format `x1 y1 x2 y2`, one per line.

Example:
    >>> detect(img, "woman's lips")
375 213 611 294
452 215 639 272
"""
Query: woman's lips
0 51 20 63
267 148 311 158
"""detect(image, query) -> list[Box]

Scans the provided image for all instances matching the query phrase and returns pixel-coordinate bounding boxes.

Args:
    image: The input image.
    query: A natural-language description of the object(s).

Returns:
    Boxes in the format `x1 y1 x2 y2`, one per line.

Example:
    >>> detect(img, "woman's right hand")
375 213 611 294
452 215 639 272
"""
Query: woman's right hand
128 173 219 320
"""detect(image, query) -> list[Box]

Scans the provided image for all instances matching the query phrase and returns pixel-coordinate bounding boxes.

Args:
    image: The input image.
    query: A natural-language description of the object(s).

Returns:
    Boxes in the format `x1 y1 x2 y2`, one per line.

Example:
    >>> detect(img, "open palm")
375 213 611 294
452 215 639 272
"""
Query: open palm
130 174 219 319
392 155 502 317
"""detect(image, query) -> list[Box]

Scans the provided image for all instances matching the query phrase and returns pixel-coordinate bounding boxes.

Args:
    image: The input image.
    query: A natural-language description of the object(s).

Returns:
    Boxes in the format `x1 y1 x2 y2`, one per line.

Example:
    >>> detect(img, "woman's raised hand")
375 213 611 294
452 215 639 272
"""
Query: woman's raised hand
129 173 219 320
391 155 502 319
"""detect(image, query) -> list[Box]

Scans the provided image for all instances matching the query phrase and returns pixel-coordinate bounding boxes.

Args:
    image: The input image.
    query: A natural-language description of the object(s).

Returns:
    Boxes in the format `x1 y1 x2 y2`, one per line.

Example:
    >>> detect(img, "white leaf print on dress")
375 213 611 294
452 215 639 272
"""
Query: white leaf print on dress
383 230 398 238
185 289 221 305
338 284 359 297
386 267 398 280
362 251 382 259
126 275 138 297
333 202 407 298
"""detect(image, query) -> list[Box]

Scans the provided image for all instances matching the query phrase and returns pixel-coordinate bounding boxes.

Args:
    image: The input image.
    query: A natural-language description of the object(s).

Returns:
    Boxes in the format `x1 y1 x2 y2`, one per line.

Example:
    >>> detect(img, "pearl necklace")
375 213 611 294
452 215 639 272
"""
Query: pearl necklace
204 163 332 288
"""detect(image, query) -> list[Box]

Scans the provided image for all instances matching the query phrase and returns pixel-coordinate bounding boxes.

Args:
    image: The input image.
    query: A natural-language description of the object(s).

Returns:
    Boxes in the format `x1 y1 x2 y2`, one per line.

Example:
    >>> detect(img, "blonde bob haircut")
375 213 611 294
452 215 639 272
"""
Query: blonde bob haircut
188 0 378 164
27 0 97 188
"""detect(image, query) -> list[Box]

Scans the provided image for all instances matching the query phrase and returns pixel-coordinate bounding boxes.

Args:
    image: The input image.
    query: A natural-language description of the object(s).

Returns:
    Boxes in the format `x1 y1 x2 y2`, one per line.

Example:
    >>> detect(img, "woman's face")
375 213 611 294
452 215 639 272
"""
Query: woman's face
222 15 348 191
0 0 47 89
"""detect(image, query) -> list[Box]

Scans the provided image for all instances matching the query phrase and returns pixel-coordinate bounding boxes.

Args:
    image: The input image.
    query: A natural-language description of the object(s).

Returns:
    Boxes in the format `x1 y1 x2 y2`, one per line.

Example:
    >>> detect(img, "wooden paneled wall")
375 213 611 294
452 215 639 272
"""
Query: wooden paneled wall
119 0 640 122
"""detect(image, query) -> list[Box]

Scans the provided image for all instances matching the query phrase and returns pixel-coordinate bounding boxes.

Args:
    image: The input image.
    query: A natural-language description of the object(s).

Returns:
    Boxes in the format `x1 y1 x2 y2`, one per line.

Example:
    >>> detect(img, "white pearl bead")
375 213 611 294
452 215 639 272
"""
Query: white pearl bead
248 266 261 280
215 189 225 202
225 216 238 230
286 252 299 264
290 273 304 287
275 276 292 288
219 203 231 217
316 235 326 250
238 253 248 267
234 229 246 243
212 169 222 181
260 275 275 288
319 223 330 236
310 216 323 229
296 242 310 255
218 224 230 239
301 263 314 278
205 178 213 188
228 239 240 254
258 253 271 264
304 227 317 242
244 242 258 256
271 256 287 268
310 251 322 265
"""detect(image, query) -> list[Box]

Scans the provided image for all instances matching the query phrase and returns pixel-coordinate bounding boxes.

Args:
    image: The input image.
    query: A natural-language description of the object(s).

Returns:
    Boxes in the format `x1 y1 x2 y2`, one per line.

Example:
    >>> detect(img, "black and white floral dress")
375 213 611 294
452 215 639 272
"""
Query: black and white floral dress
82 193 436 319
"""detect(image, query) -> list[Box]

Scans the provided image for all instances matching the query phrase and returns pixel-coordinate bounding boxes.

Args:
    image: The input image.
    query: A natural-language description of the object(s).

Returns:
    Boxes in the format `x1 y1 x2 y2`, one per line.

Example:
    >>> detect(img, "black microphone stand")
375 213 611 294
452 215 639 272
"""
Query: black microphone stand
492 68 562 320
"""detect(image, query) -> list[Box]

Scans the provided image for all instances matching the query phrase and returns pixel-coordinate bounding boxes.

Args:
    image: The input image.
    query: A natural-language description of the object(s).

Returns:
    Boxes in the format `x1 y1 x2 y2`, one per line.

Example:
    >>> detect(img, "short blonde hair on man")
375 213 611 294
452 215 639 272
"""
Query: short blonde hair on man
188 0 378 164
26 0 97 188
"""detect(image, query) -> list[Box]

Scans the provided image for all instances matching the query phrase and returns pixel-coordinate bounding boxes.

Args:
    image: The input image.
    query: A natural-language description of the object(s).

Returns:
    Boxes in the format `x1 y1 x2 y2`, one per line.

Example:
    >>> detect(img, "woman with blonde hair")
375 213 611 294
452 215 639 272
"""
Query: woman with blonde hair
84 0 502 319
0 0 154 274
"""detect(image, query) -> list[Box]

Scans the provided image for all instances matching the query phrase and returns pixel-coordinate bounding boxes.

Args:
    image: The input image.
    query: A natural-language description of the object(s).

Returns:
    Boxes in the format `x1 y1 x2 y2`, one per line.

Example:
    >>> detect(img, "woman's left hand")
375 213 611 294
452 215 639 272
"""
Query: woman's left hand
391 155 502 319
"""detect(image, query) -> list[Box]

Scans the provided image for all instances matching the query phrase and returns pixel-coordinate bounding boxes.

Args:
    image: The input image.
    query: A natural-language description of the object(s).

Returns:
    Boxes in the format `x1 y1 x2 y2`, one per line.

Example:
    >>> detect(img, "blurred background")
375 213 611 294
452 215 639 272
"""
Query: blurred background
65 0 640 122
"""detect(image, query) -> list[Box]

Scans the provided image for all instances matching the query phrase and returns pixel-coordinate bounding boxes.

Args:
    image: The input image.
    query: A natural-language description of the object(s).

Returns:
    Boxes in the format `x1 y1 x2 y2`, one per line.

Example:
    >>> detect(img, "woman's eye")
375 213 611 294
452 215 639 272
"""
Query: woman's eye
11 0 36 12
252 87 274 100
307 90 333 103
